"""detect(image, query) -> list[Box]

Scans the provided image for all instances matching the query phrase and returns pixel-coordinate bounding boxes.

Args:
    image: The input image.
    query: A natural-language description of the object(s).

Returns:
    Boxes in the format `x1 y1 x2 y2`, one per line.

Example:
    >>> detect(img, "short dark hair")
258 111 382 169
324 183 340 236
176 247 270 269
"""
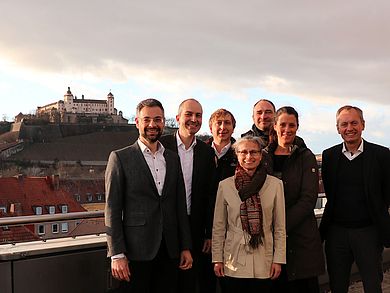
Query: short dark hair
336 105 364 125
275 106 299 126
253 99 276 112
209 108 236 129
136 99 164 117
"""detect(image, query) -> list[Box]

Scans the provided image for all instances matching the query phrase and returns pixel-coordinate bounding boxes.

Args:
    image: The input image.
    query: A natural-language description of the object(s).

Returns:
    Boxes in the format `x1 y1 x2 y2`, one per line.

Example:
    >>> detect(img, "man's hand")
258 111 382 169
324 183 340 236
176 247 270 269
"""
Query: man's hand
111 257 131 282
214 262 224 277
202 239 212 254
270 263 282 280
179 249 193 270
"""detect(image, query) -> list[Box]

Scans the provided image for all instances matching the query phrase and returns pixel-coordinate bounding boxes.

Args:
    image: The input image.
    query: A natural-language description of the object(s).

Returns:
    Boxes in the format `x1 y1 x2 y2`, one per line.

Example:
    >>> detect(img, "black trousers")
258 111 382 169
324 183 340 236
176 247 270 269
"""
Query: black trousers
271 265 320 293
178 251 217 293
325 225 384 293
224 276 271 293
118 241 179 293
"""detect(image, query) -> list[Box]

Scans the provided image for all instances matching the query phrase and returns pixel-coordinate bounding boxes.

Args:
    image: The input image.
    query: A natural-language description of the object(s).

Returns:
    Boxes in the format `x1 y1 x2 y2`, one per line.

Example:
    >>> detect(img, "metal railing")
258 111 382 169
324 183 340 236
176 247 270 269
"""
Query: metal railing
0 210 104 226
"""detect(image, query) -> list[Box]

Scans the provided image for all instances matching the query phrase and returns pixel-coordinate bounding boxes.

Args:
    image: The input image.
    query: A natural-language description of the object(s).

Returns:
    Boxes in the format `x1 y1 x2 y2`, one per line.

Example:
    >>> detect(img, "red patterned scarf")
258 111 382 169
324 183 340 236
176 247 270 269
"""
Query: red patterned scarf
235 164 267 249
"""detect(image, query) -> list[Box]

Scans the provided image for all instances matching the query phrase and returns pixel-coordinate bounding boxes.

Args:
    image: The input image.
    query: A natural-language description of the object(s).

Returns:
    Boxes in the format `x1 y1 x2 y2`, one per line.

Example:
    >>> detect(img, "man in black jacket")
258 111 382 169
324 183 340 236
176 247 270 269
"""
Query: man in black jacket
206 108 237 182
319 105 390 293
241 99 276 147
160 99 216 293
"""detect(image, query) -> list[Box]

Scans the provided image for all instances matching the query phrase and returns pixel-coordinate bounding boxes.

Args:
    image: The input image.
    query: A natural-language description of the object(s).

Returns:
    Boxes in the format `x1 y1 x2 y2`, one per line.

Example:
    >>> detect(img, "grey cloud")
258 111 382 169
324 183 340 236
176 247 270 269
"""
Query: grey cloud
1 0 389 104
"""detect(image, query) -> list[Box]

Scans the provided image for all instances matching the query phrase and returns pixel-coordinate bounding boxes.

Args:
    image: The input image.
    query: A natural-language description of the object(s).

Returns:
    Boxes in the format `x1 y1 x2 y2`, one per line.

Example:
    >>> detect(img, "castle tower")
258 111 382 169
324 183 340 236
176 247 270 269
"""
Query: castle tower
107 91 114 114
63 86 74 112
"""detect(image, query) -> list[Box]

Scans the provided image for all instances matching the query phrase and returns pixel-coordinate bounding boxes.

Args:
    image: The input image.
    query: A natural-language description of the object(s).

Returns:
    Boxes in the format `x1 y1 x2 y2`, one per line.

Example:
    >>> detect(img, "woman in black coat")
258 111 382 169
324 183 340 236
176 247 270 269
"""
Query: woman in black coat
263 106 325 293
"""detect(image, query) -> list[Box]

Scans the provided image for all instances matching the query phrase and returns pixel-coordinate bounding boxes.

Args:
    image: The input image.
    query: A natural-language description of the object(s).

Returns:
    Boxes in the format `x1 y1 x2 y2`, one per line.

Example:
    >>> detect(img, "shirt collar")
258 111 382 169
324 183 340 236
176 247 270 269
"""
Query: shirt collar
137 139 165 154
342 139 364 153
176 132 197 150
212 141 231 158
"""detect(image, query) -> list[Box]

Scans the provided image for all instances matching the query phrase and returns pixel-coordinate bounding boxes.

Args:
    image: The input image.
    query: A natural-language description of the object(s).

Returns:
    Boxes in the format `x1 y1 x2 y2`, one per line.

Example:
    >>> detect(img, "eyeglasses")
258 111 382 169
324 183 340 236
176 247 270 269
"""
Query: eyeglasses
139 116 164 124
236 150 261 157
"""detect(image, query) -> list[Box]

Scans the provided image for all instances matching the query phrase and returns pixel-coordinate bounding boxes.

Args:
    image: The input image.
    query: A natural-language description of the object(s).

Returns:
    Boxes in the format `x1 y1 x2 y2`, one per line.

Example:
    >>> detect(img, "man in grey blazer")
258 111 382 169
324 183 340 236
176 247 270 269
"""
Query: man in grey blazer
105 98 193 293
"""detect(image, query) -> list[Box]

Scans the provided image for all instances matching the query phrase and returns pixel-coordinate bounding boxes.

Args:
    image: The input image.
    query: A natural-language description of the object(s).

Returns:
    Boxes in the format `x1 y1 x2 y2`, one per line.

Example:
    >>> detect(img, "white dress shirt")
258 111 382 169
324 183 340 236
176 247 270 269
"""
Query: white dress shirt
137 139 166 196
176 133 196 215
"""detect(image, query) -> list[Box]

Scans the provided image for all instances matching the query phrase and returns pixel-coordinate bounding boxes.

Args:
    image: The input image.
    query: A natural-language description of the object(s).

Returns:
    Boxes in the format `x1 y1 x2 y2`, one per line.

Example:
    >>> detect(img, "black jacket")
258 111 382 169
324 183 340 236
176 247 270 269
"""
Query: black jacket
205 137 237 183
319 140 390 247
160 133 217 254
263 137 325 280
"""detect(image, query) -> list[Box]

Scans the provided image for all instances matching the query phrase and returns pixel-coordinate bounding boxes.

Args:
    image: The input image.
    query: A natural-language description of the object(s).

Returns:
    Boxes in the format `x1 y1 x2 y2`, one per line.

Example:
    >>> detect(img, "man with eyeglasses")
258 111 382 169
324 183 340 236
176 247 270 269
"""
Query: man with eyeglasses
241 99 276 147
105 98 193 293
160 98 217 293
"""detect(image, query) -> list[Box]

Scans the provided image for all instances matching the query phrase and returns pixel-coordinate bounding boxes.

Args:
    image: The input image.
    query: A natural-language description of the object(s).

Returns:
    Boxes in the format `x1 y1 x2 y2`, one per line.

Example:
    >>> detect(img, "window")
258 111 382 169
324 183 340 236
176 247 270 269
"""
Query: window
48 206 55 214
0 206 7 214
61 223 68 233
52 223 59 234
38 225 45 235
97 193 102 201
34 206 43 215
61 205 68 213
74 194 81 202
87 193 93 202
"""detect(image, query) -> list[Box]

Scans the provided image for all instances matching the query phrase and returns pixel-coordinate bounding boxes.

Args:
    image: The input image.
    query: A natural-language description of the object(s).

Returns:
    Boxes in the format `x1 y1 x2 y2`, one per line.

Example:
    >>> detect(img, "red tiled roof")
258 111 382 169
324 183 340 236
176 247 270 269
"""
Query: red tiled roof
0 225 39 244
60 179 105 203
0 176 86 217
68 218 105 237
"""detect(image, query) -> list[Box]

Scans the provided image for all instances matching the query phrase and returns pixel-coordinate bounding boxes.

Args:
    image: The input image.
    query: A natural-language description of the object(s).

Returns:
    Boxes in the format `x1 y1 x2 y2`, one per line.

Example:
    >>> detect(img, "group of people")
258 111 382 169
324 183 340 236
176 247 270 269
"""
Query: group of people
104 98 390 293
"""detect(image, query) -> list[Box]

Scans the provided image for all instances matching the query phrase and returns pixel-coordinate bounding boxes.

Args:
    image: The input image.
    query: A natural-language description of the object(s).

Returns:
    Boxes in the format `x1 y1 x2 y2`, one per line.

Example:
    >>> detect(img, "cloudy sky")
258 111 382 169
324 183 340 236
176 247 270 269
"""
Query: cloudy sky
0 0 389 153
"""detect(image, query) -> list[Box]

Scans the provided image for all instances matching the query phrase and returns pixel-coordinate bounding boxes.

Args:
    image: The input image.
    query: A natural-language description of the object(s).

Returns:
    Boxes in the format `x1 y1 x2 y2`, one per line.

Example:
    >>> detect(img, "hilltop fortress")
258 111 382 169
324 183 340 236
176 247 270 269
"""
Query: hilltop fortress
27 87 128 124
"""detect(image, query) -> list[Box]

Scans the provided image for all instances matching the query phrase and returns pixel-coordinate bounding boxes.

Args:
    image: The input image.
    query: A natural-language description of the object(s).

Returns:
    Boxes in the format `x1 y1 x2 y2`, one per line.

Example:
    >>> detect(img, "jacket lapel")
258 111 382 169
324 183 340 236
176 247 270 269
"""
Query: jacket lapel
192 141 200 188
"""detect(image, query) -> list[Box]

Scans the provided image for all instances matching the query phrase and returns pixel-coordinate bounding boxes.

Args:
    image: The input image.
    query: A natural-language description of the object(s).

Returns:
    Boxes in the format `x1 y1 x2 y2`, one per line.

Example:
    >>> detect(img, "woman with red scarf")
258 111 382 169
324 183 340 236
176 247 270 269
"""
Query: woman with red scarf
212 136 286 293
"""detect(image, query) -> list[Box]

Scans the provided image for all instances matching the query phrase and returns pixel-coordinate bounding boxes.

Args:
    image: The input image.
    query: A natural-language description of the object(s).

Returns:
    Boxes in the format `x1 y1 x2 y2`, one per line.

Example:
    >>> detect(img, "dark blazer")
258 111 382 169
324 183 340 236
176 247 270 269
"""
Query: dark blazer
160 132 216 254
319 140 390 247
263 138 325 281
104 141 192 260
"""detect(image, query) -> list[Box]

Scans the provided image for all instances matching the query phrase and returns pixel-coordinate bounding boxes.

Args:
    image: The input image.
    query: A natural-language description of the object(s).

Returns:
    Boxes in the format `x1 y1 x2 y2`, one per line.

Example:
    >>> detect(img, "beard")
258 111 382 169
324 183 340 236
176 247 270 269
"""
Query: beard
141 126 163 143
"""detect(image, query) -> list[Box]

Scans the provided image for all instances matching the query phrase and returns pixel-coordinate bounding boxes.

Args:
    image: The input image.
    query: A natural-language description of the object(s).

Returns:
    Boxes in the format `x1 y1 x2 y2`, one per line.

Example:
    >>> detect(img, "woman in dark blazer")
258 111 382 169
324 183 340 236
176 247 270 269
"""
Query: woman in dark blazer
263 106 325 293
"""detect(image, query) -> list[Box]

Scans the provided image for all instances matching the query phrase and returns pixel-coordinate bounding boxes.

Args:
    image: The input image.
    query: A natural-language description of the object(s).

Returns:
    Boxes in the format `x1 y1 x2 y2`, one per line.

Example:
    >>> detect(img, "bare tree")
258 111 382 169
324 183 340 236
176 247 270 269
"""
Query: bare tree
165 117 178 128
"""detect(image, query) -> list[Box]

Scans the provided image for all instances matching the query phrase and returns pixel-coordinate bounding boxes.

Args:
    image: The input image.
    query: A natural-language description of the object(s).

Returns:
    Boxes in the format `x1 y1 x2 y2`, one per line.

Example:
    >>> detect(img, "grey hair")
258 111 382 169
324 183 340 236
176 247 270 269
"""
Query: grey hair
232 135 263 152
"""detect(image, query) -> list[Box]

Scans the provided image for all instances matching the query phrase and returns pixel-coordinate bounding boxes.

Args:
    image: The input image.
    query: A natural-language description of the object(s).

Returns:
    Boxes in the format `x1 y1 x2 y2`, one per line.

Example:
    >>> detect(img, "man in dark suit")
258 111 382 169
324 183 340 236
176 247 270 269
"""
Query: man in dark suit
319 105 390 293
160 98 216 293
105 98 193 293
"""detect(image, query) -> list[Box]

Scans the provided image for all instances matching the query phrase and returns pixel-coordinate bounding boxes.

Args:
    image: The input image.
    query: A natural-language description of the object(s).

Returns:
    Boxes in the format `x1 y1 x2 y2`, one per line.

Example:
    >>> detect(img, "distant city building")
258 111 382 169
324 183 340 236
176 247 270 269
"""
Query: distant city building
0 175 90 243
35 87 128 124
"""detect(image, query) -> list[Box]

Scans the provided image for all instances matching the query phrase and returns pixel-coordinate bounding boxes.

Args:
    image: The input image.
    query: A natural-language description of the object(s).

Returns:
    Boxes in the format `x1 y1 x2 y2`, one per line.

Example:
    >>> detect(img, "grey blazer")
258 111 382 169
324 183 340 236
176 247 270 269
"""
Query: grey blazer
104 141 192 260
